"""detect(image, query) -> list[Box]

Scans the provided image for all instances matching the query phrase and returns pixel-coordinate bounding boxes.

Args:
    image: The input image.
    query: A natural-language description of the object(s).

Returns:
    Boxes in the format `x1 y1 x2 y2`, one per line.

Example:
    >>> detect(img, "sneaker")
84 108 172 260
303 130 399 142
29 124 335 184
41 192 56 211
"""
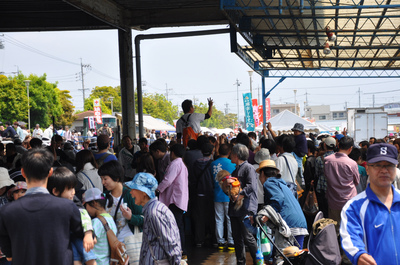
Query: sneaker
227 243 235 250
182 255 188 261
218 243 226 249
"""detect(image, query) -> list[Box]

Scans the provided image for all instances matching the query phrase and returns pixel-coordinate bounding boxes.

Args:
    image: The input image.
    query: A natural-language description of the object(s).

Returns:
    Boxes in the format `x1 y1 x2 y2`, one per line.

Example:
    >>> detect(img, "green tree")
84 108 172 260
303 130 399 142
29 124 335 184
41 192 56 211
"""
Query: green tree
84 86 121 114
139 93 178 124
58 89 76 126
0 73 65 128
194 103 237 129
0 75 28 123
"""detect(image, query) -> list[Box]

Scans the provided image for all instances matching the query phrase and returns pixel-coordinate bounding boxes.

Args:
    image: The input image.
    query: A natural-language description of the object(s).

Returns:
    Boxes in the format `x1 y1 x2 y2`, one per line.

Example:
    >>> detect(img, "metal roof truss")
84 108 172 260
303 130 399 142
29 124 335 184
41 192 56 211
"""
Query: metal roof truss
222 0 400 77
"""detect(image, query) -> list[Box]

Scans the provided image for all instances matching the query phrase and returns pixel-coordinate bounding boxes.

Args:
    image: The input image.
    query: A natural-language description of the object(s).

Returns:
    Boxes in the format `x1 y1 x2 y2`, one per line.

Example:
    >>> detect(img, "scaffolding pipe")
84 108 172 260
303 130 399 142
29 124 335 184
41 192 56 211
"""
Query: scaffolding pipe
134 28 230 137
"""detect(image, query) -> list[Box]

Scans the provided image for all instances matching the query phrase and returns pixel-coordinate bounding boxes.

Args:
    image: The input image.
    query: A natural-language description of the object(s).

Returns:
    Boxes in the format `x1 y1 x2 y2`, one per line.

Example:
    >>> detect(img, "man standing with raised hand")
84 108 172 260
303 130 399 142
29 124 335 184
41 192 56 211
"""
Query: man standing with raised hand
341 143 400 265
176 98 213 147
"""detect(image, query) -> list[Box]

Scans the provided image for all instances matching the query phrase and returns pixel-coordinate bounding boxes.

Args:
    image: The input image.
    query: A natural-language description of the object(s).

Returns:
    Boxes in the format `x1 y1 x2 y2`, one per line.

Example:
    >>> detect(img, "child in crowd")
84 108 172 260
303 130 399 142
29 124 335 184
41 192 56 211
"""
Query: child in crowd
83 188 117 265
7 181 27 201
291 123 308 186
47 167 96 265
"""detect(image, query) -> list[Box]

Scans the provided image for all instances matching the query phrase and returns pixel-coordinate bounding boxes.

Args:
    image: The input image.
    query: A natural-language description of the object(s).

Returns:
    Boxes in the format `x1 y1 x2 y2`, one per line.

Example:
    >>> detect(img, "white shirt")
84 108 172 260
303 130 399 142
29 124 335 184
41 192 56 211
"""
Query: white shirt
107 195 133 242
275 152 299 184
176 112 206 134
32 128 43 139
64 130 72 141
42 127 53 140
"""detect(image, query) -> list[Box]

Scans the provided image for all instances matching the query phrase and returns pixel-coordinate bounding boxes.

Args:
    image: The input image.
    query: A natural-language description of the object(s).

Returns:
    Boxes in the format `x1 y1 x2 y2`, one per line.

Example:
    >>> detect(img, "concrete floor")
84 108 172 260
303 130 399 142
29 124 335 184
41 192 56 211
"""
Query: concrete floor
185 245 255 265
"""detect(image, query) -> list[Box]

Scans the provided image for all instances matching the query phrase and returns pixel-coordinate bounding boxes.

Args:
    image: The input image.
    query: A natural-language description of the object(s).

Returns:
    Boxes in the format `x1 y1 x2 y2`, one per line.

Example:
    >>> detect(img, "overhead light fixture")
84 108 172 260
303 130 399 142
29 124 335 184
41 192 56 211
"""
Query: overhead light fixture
326 26 336 42
323 42 331 55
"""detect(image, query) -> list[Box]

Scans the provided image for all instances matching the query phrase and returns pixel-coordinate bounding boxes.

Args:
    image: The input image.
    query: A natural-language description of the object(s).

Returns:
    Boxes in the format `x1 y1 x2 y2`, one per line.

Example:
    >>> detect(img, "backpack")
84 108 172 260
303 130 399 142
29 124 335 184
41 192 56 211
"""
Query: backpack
181 114 198 148
97 215 129 265
96 153 111 167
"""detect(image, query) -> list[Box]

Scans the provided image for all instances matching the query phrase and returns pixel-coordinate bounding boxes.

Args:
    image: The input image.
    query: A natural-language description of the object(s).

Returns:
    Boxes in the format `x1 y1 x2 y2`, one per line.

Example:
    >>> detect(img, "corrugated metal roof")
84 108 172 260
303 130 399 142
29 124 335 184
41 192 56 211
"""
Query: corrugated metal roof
222 0 400 73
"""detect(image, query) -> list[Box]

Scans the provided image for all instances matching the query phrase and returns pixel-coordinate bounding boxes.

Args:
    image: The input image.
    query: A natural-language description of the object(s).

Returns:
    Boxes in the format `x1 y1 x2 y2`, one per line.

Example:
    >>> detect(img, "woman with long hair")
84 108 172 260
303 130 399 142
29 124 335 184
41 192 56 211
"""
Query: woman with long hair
76 150 102 192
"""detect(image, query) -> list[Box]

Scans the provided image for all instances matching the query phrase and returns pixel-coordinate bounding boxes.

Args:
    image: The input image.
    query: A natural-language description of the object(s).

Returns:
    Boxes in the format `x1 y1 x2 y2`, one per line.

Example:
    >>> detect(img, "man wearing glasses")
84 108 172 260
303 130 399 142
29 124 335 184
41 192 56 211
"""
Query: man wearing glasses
341 143 400 265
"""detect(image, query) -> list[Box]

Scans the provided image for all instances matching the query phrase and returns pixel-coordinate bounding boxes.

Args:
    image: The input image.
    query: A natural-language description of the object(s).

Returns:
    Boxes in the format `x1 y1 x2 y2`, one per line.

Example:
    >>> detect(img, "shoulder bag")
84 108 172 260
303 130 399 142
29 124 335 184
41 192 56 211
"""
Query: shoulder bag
97 215 129 265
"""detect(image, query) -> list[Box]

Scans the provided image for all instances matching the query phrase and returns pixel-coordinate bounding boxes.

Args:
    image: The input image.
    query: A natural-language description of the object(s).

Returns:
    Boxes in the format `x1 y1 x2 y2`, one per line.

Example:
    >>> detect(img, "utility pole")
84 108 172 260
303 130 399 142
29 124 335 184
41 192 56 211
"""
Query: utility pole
165 83 173 101
79 58 91 110
305 90 309 118
234 79 241 122
294 89 297 115
248 71 253 99
193 96 198 106
373 94 375 108
224 102 229 115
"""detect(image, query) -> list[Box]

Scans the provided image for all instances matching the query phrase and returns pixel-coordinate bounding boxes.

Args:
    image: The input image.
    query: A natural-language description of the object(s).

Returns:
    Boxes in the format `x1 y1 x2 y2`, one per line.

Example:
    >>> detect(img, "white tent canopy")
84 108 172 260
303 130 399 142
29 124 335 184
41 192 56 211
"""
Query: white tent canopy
138 115 176 131
116 113 176 132
256 110 319 132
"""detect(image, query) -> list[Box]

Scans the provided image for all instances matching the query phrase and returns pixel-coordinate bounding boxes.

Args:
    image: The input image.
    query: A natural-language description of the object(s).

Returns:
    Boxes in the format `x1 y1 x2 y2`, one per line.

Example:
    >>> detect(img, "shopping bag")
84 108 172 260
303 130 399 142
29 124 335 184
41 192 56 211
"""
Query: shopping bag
302 185 319 215
124 226 143 265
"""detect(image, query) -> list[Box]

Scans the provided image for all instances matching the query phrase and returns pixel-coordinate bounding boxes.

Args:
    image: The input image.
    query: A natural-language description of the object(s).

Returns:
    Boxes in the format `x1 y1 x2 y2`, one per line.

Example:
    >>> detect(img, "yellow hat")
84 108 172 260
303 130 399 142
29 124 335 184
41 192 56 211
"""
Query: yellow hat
256 160 278 173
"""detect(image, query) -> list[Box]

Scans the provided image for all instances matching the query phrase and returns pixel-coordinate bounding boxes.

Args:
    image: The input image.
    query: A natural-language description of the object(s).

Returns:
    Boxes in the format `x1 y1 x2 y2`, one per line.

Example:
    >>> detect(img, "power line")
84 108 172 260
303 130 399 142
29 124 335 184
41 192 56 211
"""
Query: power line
3 35 79 66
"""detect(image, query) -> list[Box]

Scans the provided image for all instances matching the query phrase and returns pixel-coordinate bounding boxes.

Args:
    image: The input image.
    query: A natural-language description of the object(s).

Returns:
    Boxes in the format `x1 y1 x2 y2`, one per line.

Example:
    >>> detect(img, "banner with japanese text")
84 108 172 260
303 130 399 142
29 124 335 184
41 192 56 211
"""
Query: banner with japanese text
256 98 271 127
258 105 263 126
252 99 260 127
88 116 96 129
243 93 255 131
265 98 271 121
93 98 103 124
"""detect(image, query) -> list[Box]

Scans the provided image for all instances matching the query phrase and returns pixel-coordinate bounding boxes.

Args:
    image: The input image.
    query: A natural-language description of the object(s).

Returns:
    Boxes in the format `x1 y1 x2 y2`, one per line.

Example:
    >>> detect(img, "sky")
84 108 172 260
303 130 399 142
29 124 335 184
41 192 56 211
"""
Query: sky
1 25 400 121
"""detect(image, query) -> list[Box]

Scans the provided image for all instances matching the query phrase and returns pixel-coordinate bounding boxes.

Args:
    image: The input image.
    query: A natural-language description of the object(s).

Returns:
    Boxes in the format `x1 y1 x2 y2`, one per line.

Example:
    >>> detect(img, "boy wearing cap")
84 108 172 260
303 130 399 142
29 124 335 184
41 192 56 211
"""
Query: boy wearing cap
127 173 182 264
341 143 400 265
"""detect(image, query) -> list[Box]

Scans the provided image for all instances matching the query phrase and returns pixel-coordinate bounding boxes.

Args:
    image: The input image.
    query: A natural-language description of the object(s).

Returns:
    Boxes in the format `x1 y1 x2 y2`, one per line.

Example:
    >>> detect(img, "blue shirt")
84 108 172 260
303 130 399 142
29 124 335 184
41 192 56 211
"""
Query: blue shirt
341 184 400 265
93 152 117 165
211 157 236 202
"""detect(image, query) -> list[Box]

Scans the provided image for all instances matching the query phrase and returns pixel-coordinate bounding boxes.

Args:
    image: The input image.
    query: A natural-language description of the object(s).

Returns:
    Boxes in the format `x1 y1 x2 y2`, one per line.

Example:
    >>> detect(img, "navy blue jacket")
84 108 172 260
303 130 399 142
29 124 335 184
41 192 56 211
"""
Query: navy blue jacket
294 133 307 157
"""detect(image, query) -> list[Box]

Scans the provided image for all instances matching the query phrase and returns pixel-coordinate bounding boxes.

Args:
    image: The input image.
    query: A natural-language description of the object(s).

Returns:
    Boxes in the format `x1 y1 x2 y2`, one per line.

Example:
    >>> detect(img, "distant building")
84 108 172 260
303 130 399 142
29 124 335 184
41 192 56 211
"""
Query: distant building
332 110 347 120
305 105 331 121
270 103 300 117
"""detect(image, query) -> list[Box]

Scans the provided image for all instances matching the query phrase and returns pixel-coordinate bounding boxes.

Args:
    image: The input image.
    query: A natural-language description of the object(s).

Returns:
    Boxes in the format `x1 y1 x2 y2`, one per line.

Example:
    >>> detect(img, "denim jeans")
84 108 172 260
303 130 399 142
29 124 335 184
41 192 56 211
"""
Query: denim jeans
214 202 234 244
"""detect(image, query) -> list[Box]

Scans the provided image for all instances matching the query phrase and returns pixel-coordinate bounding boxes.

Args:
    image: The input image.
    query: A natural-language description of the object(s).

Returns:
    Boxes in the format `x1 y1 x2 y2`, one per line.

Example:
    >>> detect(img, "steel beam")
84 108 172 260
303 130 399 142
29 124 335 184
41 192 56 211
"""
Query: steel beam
64 0 127 30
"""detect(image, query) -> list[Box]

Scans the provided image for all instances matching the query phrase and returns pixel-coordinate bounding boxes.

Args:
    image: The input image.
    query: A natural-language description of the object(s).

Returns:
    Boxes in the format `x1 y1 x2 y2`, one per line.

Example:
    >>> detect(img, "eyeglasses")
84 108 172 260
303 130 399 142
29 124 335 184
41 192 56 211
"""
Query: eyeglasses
368 164 396 170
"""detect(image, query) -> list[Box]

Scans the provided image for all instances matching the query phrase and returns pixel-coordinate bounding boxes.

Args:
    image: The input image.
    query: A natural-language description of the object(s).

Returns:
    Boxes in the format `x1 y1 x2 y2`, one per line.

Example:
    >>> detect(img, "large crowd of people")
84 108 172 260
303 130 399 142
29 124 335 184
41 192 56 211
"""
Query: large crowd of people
0 99 400 265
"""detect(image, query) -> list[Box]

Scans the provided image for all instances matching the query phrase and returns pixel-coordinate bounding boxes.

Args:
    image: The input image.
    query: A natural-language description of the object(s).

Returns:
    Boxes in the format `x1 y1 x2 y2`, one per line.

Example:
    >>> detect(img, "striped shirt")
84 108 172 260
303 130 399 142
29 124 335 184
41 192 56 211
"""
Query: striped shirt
140 198 181 265
92 213 118 265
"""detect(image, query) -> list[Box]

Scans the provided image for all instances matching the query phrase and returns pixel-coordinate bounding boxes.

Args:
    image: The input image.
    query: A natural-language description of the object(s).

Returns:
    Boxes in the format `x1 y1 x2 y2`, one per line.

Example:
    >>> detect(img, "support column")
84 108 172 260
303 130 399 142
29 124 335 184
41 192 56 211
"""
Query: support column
118 28 136 138
262 75 266 127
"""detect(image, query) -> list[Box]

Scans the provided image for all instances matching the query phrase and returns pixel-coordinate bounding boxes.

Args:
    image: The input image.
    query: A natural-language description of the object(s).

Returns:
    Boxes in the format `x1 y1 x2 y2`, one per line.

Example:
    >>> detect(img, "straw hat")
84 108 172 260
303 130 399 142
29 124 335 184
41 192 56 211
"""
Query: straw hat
256 160 278 173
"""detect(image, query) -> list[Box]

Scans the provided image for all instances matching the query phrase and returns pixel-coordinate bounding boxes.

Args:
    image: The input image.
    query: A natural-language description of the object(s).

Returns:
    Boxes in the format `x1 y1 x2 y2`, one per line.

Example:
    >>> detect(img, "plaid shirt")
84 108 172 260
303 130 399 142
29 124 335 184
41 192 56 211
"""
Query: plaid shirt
315 151 335 193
